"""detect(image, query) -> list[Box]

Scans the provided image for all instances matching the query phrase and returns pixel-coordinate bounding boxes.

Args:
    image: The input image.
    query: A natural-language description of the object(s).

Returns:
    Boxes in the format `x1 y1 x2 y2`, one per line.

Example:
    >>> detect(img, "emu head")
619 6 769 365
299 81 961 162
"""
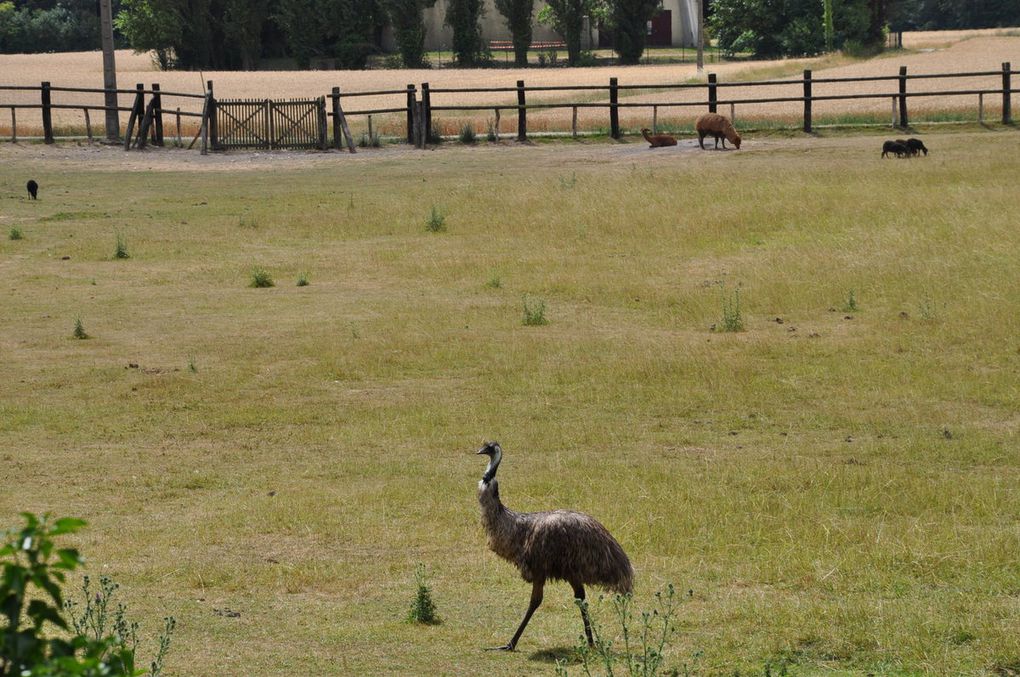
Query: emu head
477 441 502 484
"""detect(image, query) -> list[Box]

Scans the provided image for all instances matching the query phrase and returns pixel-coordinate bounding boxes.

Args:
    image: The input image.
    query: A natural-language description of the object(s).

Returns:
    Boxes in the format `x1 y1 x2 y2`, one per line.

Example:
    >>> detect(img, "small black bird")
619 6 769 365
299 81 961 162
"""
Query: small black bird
26 180 38 200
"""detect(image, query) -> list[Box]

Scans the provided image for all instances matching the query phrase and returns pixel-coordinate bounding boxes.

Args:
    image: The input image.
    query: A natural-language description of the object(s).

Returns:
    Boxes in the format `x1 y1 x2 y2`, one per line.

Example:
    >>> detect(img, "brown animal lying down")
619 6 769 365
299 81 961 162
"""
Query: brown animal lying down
641 128 678 148
695 113 741 150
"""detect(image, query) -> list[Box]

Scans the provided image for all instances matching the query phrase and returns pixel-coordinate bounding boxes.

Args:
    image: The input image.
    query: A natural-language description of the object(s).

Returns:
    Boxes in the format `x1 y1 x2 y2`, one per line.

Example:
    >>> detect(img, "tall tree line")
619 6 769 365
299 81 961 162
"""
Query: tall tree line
3 0 1019 65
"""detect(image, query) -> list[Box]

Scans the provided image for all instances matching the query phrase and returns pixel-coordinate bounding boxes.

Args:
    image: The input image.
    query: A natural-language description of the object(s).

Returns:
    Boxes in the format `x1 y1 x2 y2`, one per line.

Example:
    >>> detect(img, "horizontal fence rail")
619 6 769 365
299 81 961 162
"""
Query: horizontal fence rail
1 63 1015 150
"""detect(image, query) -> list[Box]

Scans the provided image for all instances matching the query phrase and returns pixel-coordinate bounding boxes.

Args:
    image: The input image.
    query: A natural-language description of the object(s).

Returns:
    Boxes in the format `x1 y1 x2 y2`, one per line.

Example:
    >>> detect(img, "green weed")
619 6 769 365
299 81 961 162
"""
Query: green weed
459 124 477 145
8 227 23 241
72 317 89 340
114 233 130 259
250 267 275 288
522 296 548 326
407 563 439 625
425 205 446 233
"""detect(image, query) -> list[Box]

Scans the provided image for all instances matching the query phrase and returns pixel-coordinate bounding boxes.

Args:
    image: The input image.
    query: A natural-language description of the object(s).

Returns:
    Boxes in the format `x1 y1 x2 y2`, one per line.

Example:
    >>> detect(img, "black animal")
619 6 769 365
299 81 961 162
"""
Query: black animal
905 138 928 156
26 180 38 199
476 442 633 651
882 140 908 158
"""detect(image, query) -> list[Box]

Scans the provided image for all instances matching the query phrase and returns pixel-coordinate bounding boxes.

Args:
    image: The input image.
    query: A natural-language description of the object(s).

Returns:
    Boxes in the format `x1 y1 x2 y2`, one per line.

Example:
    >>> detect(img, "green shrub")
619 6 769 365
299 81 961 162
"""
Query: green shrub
8 227 23 241
407 563 439 625
73 317 89 340
114 233 130 259
358 132 381 148
716 287 745 332
522 295 548 326
556 585 682 676
842 288 858 312
486 122 497 142
250 267 275 288
425 205 446 233
458 124 477 144
296 272 310 287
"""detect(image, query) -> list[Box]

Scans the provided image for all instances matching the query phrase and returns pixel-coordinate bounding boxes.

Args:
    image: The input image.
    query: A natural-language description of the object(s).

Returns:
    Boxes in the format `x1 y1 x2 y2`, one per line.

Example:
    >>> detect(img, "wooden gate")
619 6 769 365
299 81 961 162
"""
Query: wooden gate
213 97 327 150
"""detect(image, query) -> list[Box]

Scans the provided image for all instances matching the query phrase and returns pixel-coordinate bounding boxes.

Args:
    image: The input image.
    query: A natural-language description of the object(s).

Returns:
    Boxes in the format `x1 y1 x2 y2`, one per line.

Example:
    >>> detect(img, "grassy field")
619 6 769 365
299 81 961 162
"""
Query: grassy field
1 130 1019 676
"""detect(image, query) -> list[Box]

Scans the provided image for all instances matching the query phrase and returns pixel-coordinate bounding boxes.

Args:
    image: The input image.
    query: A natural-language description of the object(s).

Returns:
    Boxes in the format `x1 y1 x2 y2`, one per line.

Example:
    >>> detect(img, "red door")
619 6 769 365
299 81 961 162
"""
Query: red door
648 10 672 47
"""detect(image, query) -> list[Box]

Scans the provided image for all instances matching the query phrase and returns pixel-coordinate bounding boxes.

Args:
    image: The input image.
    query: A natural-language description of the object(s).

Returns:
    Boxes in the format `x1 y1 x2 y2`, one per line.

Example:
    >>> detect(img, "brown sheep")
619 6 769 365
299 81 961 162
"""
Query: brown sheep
641 128 678 148
695 113 741 150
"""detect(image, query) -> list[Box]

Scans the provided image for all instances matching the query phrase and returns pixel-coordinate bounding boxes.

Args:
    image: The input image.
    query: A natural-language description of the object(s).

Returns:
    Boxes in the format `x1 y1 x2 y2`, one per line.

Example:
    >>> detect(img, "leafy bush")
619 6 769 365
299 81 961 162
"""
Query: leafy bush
0 513 173 677
296 272 310 287
425 206 446 233
8 227 23 241
458 124 477 144
73 317 89 340
716 287 745 332
250 267 275 288
114 233 130 259
358 132 381 148
522 295 548 326
556 585 683 676
407 563 439 624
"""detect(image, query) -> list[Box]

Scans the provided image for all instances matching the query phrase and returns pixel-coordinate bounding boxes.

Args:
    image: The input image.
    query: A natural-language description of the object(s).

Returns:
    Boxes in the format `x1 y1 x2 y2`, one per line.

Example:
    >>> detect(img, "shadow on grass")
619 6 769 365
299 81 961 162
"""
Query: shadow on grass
529 646 581 664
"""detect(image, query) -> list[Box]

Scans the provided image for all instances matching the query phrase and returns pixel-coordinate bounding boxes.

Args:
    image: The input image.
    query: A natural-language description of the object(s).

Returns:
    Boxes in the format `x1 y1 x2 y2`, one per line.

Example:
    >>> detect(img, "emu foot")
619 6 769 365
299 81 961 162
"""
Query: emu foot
484 643 515 652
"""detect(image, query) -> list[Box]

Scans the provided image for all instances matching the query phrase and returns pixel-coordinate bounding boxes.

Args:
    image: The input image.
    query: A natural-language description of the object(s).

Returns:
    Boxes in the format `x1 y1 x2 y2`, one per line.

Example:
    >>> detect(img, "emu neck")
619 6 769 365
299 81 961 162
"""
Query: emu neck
478 479 521 563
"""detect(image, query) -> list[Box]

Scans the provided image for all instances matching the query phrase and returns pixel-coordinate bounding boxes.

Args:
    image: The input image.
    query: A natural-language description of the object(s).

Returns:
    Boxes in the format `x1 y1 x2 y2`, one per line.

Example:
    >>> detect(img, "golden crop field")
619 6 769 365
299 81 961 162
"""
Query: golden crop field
1 31 1018 139
1 128 1019 676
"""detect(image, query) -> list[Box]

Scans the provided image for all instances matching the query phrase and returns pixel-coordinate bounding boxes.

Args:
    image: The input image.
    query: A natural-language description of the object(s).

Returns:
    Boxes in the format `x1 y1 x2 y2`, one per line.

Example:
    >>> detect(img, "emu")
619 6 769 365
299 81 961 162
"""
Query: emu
476 441 633 651
26 180 38 199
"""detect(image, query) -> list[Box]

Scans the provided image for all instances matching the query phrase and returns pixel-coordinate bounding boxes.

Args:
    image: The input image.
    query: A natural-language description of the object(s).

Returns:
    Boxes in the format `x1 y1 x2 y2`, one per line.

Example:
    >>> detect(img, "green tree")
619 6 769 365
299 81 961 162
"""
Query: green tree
115 0 182 69
611 0 660 64
384 0 438 67
224 0 270 70
494 0 534 66
445 0 487 66
538 0 588 65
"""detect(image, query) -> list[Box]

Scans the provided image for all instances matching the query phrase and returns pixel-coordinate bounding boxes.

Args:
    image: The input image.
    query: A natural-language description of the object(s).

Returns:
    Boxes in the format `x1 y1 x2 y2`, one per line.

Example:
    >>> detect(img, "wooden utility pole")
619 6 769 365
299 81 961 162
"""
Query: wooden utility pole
696 0 704 74
100 0 120 141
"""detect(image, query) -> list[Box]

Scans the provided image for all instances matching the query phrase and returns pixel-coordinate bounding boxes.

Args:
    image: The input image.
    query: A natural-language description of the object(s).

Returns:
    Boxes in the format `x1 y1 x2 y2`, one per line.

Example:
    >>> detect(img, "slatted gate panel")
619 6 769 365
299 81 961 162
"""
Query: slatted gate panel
216 98 326 150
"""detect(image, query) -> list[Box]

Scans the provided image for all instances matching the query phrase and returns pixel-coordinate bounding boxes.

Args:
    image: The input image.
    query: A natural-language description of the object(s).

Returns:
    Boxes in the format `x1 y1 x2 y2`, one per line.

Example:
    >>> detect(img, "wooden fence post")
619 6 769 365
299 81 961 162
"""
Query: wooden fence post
175 108 182 147
41 81 54 144
207 80 219 150
422 82 432 141
803 69 812 133
317 96 327 150
1003 62 1012 125
10 107 16 143
898 66 908 128
405 84 415 144
978 93 984 123
609 77 620 139
517 80 527 141
84 108 93 144
123 83 144 150
136 97 157 149
413 101 425 149
151 83 164 146
331 87 342 149
707 73 717 113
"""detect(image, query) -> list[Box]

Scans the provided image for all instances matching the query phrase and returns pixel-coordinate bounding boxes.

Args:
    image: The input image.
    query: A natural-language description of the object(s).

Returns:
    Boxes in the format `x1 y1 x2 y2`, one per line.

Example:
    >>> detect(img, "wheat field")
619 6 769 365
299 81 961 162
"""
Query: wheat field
1 129 1019 675
1 31 1017 137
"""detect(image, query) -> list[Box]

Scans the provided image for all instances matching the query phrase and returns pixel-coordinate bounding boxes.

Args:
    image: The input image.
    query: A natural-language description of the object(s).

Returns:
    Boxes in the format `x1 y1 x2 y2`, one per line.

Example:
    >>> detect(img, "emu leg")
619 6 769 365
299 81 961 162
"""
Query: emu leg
487 579 544 651
571 582 594 646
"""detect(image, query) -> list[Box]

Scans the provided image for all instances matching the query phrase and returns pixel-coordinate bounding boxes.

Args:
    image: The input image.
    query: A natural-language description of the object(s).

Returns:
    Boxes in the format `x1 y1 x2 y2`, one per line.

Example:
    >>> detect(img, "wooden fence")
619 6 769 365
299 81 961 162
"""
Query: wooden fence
1 62 1015 152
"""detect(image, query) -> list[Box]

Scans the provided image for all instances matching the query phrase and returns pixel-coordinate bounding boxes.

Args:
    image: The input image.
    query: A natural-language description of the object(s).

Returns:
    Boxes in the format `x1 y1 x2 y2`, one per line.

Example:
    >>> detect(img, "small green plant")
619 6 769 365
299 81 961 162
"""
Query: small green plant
114 233 130 259
486 121 497 142
486 273 502 289
72 317 89 340
522 295 548 326
358 132 381 148
458 124 477 144
716 287 745 332
65 575 176 677
187 357 198 373
8 227 23 240
238 214 259 229
425 205 446 233
557 584 682 676
296 272 310 287
250 267 275 288
918 291 939 320
407 563 439 625
842 288 858 312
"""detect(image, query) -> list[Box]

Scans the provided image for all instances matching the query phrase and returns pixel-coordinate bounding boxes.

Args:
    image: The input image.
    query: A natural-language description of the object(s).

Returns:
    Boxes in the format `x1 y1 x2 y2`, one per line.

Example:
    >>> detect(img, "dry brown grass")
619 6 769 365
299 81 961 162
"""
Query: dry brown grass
1 31 1017 137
